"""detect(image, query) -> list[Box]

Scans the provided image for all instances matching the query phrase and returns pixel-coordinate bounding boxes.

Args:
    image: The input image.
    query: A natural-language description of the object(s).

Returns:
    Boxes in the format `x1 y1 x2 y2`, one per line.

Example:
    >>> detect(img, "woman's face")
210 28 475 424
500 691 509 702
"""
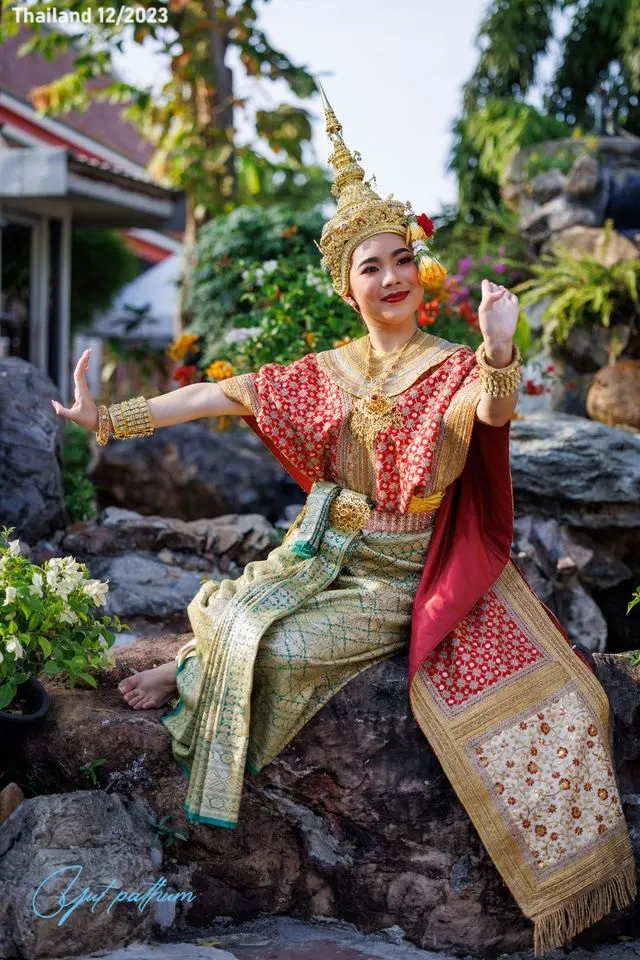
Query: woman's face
347 232 423 324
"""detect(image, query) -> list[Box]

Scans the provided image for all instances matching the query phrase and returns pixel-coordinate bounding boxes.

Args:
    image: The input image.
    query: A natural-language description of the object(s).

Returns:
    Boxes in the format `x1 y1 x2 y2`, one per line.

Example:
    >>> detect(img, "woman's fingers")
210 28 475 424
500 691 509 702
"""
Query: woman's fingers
73 349 92 401
51 400 74 419
51 348 94 424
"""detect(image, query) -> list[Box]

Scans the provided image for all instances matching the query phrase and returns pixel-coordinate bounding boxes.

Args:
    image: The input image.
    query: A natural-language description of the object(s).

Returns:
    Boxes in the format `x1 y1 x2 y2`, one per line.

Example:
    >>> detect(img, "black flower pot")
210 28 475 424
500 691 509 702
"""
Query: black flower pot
0 677 49 727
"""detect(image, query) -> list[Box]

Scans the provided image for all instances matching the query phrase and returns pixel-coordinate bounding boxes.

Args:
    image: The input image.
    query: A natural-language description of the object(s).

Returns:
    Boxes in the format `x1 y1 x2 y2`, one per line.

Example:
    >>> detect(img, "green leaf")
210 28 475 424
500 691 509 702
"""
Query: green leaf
0 683 17 710
38 636 52 657
43 661 63 674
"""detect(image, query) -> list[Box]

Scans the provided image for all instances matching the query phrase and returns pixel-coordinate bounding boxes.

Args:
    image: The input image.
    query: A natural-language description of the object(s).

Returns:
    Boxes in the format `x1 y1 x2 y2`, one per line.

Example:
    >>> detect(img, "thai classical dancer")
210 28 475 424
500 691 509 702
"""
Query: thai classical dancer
51 88 636 953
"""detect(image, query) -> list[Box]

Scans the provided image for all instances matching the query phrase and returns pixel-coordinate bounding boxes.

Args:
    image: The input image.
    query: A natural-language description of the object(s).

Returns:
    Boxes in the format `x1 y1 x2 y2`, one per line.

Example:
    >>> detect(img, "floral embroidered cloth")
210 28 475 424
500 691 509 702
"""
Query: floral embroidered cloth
169 331 636 953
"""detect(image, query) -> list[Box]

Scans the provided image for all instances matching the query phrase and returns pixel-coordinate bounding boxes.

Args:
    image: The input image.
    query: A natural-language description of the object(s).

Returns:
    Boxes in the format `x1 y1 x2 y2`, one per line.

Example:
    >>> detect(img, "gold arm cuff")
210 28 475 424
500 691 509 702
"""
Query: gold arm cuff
475 342 522 399
108 396 155 440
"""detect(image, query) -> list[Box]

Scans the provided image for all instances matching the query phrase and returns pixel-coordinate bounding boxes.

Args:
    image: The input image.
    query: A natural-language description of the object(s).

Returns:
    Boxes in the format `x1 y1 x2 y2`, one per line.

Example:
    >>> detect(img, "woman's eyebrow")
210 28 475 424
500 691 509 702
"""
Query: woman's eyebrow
358 247 411 268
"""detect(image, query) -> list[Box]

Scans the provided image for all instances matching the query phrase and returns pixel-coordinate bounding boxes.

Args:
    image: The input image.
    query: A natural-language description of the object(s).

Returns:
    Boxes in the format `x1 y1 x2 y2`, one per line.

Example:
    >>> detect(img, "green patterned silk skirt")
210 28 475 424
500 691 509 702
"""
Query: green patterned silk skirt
160 481 437 828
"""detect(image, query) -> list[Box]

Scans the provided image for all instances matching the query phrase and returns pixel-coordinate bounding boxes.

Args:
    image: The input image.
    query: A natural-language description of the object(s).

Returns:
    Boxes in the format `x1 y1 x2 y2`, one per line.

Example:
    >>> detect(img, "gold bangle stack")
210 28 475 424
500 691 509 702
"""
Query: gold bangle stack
96 405 111 446
475 342 522 399
94 396 155 445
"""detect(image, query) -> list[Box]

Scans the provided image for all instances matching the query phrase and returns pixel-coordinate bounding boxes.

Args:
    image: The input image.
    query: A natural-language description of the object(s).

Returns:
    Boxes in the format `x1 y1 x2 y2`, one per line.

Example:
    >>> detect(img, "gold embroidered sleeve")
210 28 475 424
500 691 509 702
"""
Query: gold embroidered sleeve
218 374 258 416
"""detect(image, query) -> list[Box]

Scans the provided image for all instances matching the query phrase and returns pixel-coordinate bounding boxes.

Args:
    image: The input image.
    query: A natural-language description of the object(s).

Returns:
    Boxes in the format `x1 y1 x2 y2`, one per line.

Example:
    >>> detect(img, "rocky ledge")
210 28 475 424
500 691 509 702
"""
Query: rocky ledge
3 640 640 960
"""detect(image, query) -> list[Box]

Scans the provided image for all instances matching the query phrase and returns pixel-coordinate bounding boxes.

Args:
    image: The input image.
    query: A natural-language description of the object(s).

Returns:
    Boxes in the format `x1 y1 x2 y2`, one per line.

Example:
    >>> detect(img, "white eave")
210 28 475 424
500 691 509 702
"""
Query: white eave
0 145 180 228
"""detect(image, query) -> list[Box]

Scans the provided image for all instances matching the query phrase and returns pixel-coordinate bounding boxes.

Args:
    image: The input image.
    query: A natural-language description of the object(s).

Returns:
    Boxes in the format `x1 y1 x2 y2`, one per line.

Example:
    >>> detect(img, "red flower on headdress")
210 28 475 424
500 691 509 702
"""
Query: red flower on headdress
416 213 434 238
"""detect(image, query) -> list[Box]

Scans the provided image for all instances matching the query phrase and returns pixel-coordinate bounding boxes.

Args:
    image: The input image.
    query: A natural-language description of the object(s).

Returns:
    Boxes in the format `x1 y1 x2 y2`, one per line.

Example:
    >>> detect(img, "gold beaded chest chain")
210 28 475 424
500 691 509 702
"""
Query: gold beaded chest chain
349 328 421 454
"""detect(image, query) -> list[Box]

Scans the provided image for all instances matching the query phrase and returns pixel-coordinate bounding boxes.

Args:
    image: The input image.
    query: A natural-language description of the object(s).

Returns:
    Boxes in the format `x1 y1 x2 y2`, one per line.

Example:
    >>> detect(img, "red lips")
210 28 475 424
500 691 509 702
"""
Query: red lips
382 291 409 303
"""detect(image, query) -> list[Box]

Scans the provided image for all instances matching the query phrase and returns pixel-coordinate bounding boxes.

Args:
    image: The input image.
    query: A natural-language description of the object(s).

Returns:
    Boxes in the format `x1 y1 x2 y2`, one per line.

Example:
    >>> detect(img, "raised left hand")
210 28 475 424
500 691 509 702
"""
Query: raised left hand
478 279 519 348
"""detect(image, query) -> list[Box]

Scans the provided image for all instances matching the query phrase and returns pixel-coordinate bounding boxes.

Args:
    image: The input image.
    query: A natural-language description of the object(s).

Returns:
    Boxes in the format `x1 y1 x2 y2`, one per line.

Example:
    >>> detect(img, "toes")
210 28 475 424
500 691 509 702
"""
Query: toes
126 690 145 708
118 675 138 694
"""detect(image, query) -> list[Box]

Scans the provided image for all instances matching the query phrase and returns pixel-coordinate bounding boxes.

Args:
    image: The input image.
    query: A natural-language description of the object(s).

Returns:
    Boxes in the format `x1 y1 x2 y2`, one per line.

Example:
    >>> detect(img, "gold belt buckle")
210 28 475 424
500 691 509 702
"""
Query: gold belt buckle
328 490 371 532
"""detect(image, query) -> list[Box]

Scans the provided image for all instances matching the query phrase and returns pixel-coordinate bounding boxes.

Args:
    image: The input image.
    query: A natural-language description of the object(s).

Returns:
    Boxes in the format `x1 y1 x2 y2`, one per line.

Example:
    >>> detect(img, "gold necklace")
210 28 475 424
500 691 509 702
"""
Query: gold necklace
350 329 419 453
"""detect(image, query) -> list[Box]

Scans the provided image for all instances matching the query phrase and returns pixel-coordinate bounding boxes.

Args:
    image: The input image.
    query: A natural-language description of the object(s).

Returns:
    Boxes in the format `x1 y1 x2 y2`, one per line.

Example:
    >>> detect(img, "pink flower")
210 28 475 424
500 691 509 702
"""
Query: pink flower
457 257 473 274
493 263 506 273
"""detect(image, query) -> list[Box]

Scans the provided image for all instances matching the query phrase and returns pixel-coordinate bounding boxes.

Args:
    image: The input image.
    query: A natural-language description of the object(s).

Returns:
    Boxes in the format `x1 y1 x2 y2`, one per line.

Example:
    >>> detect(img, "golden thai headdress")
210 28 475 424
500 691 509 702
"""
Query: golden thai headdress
317 84 446 299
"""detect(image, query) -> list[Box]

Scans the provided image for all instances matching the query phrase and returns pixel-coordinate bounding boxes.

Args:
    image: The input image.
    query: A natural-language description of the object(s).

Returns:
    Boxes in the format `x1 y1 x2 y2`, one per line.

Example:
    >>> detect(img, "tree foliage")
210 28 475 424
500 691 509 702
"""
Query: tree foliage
450 99 571 215
3 0 327 229
452 0 640 220
463 0 640 133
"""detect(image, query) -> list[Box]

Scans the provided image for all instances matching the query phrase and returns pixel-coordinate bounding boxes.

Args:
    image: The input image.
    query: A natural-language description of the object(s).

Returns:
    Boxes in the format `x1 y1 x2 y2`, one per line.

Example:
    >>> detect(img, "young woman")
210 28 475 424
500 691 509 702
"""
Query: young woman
51 90 635 954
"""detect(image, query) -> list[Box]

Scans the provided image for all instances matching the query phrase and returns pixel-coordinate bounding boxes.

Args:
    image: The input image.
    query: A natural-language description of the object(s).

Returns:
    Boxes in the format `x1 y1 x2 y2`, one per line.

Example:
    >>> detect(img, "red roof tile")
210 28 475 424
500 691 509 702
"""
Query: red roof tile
0 27 155 168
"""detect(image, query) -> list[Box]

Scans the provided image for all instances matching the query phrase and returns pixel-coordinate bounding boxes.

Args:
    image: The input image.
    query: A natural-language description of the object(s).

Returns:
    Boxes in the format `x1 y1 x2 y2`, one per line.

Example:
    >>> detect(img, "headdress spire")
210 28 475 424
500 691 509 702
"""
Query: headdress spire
316 83 446 298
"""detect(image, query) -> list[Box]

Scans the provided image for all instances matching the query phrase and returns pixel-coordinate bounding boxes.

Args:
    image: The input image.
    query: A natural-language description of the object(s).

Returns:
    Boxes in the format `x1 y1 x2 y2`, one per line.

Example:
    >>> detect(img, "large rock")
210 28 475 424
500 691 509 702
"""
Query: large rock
90 422 301 523
510 414 640 652
0 357 66 542
521 195 600 247
503 136 640 252
31 507 281 629
586 360 640 430
513 515 608 653
547 225 640 268
12 641 640 957
0 791 193 960
510 412 640 528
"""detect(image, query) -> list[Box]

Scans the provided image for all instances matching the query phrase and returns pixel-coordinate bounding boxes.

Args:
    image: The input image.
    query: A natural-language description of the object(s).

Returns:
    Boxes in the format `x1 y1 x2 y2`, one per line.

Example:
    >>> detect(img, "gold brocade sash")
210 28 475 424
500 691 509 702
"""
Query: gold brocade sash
284 486 446 553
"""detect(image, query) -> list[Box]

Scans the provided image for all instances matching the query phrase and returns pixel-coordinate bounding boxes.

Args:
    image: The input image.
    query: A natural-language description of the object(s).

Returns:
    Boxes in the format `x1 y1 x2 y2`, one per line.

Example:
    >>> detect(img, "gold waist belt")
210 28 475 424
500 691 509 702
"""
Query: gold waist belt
285 483 445 556
406 491 446 514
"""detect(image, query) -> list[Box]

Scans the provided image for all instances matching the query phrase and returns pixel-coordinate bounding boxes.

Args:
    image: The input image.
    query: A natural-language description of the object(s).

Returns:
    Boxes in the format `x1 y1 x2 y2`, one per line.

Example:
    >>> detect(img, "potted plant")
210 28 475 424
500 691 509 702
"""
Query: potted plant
0 526 126 728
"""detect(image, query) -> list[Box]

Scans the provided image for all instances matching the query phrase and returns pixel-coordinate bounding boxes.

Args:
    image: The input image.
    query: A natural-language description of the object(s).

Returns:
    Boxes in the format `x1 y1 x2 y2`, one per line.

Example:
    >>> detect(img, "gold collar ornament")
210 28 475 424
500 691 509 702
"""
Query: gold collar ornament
349 328 422 452
316 83 446 298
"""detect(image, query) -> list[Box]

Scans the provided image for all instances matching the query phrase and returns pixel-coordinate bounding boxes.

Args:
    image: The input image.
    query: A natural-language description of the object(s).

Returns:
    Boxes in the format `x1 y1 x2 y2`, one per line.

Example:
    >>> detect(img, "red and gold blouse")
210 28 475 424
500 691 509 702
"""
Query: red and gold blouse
219 330 482 532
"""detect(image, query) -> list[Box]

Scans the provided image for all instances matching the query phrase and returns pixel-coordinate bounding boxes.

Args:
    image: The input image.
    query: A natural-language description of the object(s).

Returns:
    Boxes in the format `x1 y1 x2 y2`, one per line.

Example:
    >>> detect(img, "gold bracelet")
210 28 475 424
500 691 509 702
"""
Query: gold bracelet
95 405 111 446
475 342 522 399
107 396 155 440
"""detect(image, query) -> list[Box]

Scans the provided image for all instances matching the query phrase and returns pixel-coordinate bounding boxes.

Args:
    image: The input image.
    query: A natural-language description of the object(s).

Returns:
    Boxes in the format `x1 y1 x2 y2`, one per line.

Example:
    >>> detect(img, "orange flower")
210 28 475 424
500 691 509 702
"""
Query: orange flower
303 331 317 348
333 336 353 348
205 360 236 381
168 332 199 362
281 225 299 238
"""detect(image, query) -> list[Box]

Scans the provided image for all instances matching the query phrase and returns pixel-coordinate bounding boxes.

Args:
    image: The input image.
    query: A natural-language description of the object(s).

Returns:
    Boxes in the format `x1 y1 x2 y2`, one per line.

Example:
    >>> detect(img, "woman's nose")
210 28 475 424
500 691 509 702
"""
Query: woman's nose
381 267 400 285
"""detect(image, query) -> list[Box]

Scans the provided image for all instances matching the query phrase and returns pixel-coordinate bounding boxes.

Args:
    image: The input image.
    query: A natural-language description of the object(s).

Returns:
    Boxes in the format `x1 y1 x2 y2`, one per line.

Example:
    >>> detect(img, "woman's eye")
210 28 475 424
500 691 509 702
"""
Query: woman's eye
399 256 412 265
363 266 377 274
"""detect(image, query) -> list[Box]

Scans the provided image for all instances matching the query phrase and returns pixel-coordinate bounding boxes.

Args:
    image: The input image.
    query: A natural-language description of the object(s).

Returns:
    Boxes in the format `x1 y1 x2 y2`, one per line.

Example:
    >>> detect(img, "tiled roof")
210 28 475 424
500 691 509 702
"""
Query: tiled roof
0 26 155 167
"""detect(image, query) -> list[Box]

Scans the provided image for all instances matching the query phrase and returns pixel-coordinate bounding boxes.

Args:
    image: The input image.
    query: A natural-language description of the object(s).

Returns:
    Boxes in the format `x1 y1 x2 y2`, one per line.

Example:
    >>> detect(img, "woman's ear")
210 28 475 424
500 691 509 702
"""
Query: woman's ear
344 293 361 313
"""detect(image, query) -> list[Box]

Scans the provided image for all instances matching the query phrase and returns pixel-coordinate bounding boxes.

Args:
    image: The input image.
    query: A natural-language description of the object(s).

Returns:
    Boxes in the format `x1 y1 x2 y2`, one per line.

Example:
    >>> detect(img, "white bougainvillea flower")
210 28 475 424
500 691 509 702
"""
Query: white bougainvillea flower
83 579 109 606
4 585 16 605
6 637 24 660
262 260 277 273
59 607 79 625
30 572 43 597
7 540 21 557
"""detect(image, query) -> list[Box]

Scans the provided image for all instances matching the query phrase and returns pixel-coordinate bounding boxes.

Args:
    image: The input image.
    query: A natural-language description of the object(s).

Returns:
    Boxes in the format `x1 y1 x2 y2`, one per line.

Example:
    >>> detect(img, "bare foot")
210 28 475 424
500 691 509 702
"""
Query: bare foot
118 659 178 710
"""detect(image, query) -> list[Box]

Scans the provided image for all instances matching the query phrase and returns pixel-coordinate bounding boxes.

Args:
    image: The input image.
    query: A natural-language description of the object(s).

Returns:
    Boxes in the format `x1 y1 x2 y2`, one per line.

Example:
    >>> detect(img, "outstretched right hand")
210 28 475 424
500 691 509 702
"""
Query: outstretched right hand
51 348 99 432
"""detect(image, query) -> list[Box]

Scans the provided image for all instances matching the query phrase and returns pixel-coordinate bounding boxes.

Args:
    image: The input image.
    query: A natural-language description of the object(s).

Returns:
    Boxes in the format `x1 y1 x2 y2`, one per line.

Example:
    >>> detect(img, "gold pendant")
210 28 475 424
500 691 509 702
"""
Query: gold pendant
350 393 402 453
